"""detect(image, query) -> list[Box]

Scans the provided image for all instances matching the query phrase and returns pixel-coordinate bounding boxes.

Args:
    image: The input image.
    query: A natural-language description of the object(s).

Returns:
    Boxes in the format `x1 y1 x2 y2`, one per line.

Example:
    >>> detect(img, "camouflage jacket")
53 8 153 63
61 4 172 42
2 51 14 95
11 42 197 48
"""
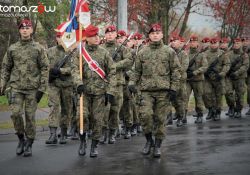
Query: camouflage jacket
72 44 116 95
227 48 249 79
205 48 230 80
174 48 189 81
129 41 181 92
1 39 48 92
102 41 133 85
47 45 74 87
187 48 208 82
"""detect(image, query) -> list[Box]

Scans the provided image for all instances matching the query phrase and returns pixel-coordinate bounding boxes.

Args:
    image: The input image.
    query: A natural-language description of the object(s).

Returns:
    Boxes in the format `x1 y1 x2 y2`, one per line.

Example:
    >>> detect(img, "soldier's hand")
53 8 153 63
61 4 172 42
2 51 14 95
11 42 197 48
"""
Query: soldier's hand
105 93 114 105
167 89 177 102
128 85 137 94
187 71 194 78
36 91 44 103
77 84 85 95
50 68 61 76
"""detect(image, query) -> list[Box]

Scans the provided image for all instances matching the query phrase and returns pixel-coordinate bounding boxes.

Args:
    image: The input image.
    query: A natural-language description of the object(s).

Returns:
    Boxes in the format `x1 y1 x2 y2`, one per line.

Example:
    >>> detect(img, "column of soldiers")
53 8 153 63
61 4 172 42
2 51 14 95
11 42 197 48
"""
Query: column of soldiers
1 19 250 158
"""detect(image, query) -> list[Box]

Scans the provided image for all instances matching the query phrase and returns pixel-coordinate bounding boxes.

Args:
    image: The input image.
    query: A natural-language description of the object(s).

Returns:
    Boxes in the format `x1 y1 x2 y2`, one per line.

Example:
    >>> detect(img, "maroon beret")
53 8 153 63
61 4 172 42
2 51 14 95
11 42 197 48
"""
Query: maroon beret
117 30 127 37
105 25 117 33
18 19 32 29
148 23 162 34
84 25 99 37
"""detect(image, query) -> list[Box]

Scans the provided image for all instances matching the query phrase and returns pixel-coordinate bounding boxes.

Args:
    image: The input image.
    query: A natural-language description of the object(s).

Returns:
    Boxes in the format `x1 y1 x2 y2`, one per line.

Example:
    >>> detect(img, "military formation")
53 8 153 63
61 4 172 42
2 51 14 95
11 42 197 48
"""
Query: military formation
0 19 250 159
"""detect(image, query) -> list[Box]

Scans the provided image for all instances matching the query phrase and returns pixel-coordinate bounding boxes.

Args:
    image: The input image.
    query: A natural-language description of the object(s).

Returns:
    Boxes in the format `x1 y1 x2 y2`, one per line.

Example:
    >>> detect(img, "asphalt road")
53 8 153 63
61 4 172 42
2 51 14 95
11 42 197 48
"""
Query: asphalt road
0 111 250 175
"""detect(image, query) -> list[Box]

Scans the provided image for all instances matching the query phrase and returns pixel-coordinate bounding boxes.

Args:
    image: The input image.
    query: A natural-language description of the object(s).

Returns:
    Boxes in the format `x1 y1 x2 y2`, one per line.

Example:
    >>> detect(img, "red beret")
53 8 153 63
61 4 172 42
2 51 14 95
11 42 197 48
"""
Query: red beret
234 38 241 43
148 23 162 34
220 37 229 43
170 35 180 42
179 37 185 42
18 19 32 29
105 25 116 33
190 34 198 41
201 37 210 43
132 32 143 40
84 25 99 37
117 30 127 37
210 37 219 44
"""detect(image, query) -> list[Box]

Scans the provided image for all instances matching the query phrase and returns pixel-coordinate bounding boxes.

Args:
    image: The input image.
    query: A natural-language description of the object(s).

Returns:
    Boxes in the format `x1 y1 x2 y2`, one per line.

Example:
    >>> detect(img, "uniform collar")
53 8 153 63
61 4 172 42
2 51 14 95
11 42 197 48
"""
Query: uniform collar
20 38 32 45
105 40 116 47
190 47 198 54
149 41 163 49
86 44 98 51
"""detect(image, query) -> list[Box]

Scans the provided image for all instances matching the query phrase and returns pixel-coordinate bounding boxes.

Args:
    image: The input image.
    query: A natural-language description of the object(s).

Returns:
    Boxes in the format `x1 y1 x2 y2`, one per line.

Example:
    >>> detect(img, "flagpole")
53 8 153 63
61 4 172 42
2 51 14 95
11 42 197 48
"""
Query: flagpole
79 22 84 135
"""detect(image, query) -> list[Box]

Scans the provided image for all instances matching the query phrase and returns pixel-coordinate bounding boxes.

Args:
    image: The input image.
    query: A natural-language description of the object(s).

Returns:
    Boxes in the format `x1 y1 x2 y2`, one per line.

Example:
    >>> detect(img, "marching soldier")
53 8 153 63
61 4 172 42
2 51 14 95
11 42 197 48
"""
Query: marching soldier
128 24 181 158
170 35 189 126
72 25 116 157
186 35 208 124
203 37 230 121
0 19 48 157
101 25 133 144
201 37 210 52
225 38 249 118
45 28 75 145
220 37 229 51
116 30 127 44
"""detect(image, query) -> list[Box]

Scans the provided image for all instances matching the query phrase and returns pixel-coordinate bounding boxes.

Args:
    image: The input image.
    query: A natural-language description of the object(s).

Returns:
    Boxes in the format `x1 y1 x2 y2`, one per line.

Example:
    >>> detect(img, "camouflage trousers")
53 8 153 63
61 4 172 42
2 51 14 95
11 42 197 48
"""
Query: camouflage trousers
48 85 73 129
103 85 123 130
203 79 225 111
9 89 38 139
77 94 105 140
225 78 246 111
120 85 139 128
139 91 170 140
246 76 250 105
172 81 187 116
186 81 204 113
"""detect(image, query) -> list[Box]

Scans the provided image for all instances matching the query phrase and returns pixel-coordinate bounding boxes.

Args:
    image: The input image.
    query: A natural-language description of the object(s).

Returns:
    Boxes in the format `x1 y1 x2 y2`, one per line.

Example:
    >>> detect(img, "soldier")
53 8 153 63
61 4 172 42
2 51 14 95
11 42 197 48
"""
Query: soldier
128 23 181 158
186 35 208 124
72 25 115 157
0 19 48 157
225 38 249 118
116 30 127 44
169 35 189 126
220 38 229 51
242 37 250 115
101 25 133 144
203 37 230 121
201 37 210 52
45 28 75 145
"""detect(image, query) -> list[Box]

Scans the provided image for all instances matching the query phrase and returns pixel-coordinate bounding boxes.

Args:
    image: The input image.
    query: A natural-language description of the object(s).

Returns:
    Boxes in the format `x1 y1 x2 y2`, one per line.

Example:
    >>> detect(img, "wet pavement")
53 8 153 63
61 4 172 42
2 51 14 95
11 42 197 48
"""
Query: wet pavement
0 111 250 175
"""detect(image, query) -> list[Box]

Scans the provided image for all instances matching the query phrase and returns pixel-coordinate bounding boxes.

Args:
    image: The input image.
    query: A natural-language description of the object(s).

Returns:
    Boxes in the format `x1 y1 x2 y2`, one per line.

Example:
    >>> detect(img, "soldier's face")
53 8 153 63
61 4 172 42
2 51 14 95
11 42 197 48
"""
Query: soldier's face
210 42 219 49
56 37 63 46
19 27 33 39
86 35 100 45
243 40 250 47
105 31 117 41
220 43 228 49
233 42 242 49
171 40 181 49
126 39 134 48
189 41 199 48
149 31 163 42
117 36 127 44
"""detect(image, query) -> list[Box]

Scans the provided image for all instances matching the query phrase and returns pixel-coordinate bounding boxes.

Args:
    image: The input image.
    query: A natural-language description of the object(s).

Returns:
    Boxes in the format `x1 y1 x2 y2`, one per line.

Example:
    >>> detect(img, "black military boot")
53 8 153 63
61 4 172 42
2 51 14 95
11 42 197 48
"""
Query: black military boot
142 133 154 155
228 106 235 118
137 124 143 133
100 128 108 144
166 112 173 125
23 138 33 157
124 127 131 139
59 127 67 144
234 109 242 118
45 127 58 144
90 139 99 158
131 124 137 136
214 110 221 121
153 139 162 158
182 110 187 124
69 124 78 140
108 129 116 144
206 108 213 120
195 113 203 124
78 133 87 156
176 115 183 127
16 133 25 155
172 113 178 120
245 108 250 116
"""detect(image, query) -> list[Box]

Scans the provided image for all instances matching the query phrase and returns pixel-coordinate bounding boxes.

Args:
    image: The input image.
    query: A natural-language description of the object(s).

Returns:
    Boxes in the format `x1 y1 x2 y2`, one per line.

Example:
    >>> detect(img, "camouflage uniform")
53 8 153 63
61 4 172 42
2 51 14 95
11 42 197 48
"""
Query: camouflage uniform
203 48 230 120
129 41 181 140
102 40 133 143
46 45 74 144
243 47 250 115
186 48 208 118
72 44 115 141
225 48 249 117
171 48 189 124
1 39 48 139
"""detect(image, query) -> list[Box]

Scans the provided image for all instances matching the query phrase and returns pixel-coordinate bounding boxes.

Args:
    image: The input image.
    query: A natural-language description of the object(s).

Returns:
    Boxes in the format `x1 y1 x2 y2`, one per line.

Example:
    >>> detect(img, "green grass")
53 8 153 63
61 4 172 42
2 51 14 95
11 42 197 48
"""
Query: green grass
0 94 48 111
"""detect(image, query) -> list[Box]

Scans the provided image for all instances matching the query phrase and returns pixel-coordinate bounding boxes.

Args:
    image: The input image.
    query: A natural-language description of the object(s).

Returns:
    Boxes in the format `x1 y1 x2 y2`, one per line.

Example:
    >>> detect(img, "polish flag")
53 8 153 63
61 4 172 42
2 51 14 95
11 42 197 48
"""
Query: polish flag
75 0 91 28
